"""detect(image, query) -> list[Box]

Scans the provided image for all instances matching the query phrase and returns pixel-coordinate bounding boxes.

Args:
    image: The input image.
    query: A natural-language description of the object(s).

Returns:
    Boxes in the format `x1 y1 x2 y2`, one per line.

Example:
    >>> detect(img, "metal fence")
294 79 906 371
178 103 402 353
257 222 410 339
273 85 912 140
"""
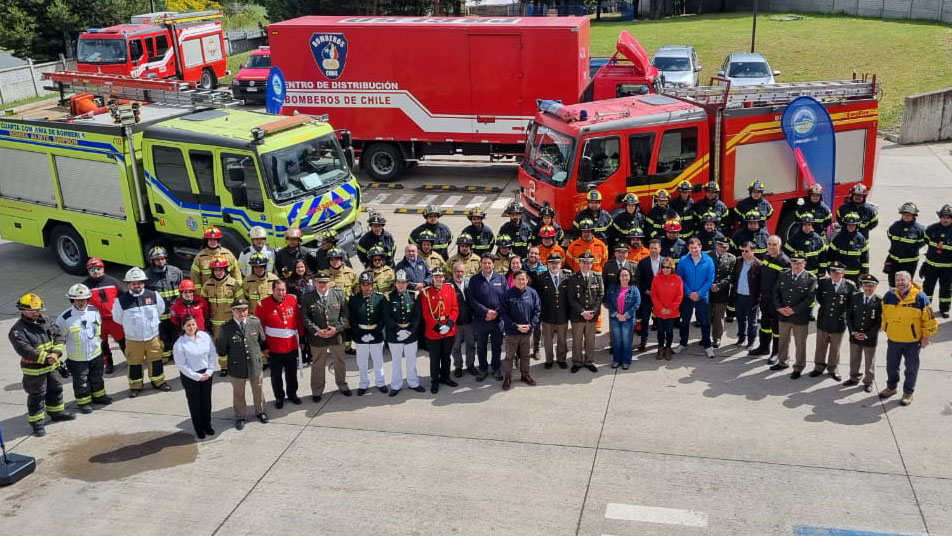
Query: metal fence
731 0 952 22
0 56 75 106
224 28 267 56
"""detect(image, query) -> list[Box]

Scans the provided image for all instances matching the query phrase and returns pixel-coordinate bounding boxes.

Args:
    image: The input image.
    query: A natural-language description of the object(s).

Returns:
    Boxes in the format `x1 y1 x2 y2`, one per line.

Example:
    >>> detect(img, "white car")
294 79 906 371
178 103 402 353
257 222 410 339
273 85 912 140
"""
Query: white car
652 45 701 88
717 52 780 86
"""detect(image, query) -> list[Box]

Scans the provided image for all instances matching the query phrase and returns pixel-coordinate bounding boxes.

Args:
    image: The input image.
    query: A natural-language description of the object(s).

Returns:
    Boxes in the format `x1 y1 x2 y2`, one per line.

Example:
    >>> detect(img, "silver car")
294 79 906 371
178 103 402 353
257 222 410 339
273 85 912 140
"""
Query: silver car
717 52 780 86
652 45 701 88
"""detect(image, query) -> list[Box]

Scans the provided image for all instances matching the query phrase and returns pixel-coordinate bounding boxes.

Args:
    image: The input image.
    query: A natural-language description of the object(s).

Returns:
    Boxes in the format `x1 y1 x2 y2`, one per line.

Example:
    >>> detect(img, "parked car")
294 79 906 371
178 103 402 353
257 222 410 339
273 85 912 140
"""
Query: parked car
651 45 701 88
231 46 271 103
717 52 780 86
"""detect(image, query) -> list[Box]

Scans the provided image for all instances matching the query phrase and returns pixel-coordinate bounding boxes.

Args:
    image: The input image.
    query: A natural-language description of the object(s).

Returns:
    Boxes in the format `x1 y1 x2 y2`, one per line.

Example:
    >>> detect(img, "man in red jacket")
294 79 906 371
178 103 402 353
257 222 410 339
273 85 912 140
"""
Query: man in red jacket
82 257 124 374
255 280 302 408
420 266 459 394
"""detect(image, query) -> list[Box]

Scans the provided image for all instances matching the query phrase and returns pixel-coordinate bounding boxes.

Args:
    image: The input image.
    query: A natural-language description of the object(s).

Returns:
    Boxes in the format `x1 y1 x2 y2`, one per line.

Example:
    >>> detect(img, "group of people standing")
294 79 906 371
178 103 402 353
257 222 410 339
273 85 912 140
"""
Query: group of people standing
8 179 947 438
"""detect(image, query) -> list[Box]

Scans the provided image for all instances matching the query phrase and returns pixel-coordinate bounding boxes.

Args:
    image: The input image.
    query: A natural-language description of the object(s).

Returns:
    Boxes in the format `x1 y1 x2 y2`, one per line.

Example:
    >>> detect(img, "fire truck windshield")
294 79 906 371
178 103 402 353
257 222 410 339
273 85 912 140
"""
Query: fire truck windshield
262 134 350 204
77 38 127 64
524 123 575 187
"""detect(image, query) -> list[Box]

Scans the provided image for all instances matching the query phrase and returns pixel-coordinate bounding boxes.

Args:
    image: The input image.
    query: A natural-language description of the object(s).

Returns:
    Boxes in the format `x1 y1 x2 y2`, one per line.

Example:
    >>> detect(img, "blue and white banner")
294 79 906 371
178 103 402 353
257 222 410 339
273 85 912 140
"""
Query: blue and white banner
265 66 286 115
781 96 836 210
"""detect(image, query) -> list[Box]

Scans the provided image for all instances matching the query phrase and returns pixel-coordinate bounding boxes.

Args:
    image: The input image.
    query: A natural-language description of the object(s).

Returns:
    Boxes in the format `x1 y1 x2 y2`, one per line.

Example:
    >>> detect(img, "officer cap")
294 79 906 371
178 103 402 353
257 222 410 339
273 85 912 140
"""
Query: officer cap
231 297 250 309
395 269 409 282
431 266 446 276
715 236 730 246
578 251 596 262
546 253 563 263
614 243 630 252
828 261 845 272
859 273 879 285
790 255 806 263
358 271 374 284
314 270 332 282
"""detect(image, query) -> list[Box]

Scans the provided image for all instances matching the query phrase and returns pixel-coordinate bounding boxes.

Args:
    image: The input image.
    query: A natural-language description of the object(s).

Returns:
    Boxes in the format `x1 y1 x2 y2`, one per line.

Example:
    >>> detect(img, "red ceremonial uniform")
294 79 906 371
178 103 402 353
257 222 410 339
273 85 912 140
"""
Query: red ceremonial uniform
420 284 459 339
169 295 211 335
255 295 302 353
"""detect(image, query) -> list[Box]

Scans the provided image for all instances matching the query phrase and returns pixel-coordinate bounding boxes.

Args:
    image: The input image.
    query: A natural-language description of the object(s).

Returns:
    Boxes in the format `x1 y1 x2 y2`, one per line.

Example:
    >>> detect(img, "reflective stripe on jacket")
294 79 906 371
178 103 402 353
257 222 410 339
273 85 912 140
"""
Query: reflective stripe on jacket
54 306 102 361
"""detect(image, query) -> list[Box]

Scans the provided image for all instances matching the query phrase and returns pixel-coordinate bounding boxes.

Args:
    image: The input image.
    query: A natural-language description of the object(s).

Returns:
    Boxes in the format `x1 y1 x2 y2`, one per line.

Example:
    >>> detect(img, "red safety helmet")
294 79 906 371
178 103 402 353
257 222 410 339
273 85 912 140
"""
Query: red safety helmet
538 225 557 239
209 255 230 269
663 218 682 232
178 279 196 292
86 257 105 269
203 226 223 240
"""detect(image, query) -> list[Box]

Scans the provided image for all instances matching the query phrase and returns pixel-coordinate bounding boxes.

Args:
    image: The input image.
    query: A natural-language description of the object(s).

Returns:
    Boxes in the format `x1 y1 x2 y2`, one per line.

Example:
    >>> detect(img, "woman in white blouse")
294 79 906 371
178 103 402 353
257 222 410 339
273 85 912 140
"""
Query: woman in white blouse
173 316 218 439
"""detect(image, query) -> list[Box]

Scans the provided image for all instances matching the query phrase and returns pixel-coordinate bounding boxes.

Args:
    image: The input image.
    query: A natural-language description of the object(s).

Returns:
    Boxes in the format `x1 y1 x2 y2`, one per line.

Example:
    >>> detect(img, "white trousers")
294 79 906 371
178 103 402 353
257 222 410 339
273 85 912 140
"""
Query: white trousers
388 341 420 390
356 342 386 389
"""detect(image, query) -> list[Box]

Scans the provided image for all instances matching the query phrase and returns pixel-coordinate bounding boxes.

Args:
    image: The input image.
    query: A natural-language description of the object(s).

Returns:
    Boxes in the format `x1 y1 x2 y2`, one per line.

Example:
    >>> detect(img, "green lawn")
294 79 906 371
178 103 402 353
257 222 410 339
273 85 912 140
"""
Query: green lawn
222 49 256 85
590 12 952 130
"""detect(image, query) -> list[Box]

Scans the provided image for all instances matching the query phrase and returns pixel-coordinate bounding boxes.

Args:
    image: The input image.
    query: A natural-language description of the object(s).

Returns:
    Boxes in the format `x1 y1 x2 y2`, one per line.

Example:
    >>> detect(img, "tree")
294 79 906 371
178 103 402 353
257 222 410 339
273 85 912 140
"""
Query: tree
0 0 151 61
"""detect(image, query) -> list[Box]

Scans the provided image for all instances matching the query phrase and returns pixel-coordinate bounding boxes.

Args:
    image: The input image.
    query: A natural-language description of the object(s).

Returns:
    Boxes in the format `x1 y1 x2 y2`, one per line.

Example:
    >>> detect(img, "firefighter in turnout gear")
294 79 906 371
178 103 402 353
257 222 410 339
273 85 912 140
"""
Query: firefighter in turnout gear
573 190 613 242
238 226 276 276
827 212 870 283
417 230 447 270
114 267 171 395
314 230 348 272
191 226 241 288
531 205 565 246
82 257 124 374
922 204 952 318
9 293 74 436
733 180 773 232
646 189 678 240
885 202 927 287
493 235 516 274
55 284 112 414
499 201 534 258
835 183 878 238
145 246 183 362
356 211 396 267
660 218 687 264
445 233 482 276
626 227 650 264
669 181 696 238
696 212 725 252
566 218 609 273
410 204 454 260
328 248 358 297
537 225 566 264
201 255 244 375
242 252 280 311
795 184 833 231
731 211 770 259
784 214 828 277
275 226 317 278
693 181 729 235
170 279 210 335
462 208 495 257
369 246 396 294
610 193 645 248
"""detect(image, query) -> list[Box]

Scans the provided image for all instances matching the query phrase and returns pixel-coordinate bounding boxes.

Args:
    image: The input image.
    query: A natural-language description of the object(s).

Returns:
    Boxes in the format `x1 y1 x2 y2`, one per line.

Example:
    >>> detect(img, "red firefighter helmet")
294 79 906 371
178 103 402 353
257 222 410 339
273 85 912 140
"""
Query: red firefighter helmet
209 255 230 269
663 218 682 232
203 226 223 240
178 279 196 292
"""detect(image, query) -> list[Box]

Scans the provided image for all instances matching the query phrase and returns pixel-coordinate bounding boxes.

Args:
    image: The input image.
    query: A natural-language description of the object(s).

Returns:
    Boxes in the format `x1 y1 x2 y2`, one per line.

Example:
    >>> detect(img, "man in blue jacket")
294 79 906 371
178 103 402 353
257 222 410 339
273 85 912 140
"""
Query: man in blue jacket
499 271 541 390
675 238 716 358
466 253 508 381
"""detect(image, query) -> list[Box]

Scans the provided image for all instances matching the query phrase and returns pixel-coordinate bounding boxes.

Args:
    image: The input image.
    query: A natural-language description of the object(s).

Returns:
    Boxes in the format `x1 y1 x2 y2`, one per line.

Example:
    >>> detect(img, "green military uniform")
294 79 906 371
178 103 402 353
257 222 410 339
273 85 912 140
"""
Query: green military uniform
567 254 604 368
812 271 857 377
301 283 350 396
772 265 818 373
215 312 268 421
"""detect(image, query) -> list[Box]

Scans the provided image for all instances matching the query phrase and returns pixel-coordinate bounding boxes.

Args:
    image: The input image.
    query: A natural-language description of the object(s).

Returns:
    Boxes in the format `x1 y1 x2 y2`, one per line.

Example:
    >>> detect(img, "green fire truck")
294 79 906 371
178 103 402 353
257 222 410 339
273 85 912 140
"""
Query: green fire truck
0 72 362 274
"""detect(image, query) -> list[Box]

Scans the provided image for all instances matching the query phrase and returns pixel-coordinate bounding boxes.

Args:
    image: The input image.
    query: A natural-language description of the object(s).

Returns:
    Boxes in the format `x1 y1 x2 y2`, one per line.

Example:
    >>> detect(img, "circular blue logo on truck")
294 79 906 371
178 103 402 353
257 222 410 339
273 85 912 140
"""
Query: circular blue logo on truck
310 33 348 80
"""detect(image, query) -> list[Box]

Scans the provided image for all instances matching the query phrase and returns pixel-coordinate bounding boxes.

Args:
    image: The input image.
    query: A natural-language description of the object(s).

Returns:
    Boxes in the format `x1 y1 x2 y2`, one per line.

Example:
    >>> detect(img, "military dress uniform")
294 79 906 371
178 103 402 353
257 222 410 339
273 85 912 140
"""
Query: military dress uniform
922 215 952 316
202 275 244 372
348 284 388 393
384 285 423 393
845 276 882 390
752 251 791 358
811 271 857 378
191 246 241 288
885 217 926 287
771 265 818 374
215 311 269 423
536 259 572 368
567 255 604 370
9 305 71 433
708 245 736 346
146 263 183 361
300 282 351 398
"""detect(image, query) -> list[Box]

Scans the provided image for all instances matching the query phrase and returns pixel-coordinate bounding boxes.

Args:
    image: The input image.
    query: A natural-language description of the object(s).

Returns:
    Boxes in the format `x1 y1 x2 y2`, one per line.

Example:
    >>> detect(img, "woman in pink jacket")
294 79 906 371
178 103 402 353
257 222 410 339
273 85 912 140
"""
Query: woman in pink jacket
650 257 684 360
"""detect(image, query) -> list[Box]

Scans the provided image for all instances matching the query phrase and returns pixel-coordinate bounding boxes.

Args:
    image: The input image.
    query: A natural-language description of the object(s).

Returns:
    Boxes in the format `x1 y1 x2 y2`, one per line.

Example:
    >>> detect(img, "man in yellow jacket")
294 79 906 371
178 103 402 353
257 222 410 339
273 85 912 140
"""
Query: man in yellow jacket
879 270 938 406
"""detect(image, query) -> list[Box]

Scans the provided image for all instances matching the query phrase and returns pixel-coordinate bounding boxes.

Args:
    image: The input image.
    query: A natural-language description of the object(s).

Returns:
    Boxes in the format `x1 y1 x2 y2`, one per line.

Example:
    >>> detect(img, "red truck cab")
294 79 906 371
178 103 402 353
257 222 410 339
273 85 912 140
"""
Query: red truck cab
585 31 662 101
76 11 227 89
231 46 271 103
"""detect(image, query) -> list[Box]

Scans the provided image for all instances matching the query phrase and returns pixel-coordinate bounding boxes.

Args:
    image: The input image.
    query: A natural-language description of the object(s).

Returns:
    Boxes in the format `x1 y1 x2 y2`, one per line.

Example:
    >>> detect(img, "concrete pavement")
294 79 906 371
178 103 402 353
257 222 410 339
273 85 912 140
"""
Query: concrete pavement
0 141 950 535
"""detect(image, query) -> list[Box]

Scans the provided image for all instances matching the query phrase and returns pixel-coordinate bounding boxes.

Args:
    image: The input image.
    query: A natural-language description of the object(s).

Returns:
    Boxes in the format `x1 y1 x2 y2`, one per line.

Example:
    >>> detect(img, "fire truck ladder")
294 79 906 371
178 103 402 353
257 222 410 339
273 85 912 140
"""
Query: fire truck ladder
43 71 236 108
662 78 880 106
131 10 222 25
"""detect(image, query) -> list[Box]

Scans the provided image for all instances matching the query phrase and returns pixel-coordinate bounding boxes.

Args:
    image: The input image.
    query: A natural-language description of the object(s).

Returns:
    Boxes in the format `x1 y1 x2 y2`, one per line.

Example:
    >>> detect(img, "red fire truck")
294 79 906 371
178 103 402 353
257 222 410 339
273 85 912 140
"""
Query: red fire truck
267 16 660 181
76 11 228 90
519 79 880 237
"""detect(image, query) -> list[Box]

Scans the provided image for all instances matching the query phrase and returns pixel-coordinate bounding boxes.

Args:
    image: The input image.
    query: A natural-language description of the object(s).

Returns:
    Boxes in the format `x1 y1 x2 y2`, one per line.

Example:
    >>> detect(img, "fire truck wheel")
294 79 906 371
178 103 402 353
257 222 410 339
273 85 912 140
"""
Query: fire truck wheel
363 143 404 182
200 69 217 90
50 225 88 276
778 210 798 242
